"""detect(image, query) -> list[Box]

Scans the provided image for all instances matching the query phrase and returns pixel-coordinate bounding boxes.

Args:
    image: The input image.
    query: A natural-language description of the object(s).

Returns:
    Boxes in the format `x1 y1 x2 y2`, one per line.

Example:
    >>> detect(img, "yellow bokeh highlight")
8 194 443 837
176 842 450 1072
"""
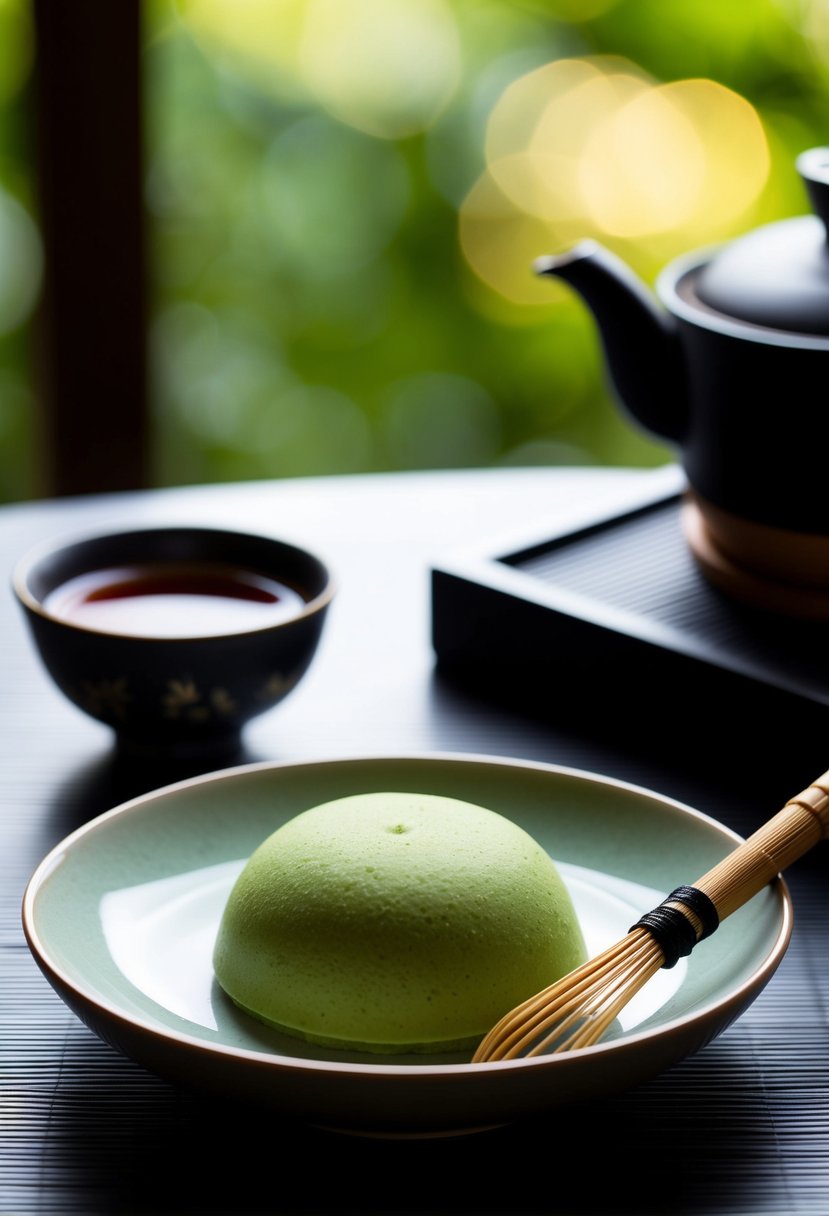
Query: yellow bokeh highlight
299 0 460 139
176 0 310 103
580 84 706 236
660 80 770 236
461 56 770 307
796 1 829 69
178 0 460 139
580 79 769 238
458 170 579 309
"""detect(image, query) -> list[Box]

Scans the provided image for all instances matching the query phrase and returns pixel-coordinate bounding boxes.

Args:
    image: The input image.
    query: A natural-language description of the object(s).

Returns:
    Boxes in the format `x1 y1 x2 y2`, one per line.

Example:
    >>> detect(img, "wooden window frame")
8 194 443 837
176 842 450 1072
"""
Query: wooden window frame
30 0 149 497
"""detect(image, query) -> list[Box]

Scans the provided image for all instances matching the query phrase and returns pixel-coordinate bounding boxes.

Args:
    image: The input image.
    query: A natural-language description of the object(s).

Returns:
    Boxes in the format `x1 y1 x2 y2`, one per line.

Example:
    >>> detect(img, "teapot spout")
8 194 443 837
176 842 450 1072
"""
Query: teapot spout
535 240 687 444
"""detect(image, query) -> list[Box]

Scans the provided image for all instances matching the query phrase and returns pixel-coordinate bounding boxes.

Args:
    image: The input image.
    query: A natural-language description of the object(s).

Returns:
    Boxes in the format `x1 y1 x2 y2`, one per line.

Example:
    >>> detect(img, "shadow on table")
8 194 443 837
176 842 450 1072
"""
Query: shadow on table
33 1029 789 1215
430 659 829 826
46 736 268 836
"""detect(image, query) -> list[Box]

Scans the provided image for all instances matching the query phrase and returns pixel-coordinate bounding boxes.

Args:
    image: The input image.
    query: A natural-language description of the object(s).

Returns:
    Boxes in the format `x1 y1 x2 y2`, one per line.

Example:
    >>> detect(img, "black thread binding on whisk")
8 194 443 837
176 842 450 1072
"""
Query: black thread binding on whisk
630 885 720 969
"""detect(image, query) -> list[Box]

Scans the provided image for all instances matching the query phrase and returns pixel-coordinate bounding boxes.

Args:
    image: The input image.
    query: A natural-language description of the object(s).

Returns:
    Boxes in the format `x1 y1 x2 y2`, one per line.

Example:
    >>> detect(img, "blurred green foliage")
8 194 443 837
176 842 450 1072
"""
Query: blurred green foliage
1 0 829 500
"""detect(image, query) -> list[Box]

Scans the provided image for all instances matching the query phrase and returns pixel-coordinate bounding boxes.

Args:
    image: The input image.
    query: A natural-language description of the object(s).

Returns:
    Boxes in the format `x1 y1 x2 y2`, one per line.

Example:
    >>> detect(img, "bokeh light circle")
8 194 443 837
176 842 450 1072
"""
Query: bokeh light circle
580 78 769 238
299 0 461 139
461 56 770 306
176 0 311 103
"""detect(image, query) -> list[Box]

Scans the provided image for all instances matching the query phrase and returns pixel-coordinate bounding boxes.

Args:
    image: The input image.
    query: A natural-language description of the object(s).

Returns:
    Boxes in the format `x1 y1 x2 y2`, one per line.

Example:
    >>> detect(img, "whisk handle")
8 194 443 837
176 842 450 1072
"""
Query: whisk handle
692 768 829 923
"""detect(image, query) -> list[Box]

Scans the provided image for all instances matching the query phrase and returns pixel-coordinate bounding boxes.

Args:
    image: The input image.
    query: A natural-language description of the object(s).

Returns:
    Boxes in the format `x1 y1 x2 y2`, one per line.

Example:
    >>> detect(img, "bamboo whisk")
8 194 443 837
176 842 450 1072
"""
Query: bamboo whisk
472 767 829 1064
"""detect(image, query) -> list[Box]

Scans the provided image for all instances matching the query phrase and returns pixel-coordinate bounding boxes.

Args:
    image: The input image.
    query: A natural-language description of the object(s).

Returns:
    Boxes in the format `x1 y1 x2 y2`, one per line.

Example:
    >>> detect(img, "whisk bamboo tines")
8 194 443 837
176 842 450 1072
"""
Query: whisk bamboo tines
472 767 829 1064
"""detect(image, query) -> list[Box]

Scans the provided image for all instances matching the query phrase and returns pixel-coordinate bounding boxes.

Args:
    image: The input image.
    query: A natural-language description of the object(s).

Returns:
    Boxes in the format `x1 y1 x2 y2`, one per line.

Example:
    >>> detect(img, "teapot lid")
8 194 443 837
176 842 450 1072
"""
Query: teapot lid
694 147 829 336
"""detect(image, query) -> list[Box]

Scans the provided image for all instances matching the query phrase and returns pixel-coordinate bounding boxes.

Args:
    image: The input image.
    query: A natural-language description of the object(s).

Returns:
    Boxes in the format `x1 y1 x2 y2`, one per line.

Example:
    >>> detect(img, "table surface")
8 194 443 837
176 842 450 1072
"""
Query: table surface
2 465 828 1216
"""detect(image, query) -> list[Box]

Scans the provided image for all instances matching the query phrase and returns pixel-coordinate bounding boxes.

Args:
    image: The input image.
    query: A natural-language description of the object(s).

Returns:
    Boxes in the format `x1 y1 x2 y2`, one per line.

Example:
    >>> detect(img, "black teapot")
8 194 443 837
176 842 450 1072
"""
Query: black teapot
536 147 829 618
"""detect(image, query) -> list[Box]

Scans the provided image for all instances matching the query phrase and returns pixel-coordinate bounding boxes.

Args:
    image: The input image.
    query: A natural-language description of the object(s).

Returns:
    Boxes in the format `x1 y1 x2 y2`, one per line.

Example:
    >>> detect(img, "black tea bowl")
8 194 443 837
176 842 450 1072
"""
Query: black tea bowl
12 525 335 756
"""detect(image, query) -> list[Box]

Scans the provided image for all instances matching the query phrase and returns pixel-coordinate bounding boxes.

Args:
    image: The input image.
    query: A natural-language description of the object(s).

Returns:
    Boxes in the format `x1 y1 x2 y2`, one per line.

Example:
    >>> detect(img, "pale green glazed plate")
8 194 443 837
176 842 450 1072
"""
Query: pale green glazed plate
22 753 791 1138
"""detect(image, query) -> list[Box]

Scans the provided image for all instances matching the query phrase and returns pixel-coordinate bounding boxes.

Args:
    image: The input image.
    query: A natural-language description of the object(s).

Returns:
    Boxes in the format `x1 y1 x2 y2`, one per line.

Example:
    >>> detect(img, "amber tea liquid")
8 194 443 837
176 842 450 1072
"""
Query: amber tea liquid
43 562 307 637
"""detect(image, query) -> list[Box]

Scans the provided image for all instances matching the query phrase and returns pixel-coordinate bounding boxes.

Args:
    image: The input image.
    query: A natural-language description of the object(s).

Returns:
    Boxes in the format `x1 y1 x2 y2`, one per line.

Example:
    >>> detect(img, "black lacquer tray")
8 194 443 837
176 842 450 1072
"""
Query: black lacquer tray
430 466 829 754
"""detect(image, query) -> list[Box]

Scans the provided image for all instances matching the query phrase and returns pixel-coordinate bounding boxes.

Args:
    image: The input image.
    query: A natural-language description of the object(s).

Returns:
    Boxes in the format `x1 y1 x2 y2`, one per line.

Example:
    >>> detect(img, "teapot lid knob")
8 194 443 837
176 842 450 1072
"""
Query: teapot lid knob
796 146 829 238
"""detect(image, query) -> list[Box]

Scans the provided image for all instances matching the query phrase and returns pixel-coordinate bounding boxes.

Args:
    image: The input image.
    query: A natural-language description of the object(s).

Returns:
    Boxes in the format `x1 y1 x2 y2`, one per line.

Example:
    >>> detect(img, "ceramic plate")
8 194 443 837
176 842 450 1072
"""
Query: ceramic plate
22 754 791 1138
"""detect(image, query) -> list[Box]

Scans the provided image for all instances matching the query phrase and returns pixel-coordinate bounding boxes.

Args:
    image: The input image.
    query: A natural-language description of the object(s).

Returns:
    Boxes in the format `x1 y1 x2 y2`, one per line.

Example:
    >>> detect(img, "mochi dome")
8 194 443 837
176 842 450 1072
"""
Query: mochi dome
212 791 587 1054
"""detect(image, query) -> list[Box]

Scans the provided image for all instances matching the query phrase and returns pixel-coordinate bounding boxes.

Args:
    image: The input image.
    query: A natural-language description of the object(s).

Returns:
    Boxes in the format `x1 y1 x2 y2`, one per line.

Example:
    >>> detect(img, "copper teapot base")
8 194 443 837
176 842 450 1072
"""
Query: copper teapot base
682 493 829 621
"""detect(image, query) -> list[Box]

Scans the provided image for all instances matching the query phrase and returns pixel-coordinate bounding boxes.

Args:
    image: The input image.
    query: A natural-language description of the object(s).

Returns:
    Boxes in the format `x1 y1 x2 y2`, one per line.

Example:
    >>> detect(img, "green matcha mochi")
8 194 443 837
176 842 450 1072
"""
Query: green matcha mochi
212 791 587 1053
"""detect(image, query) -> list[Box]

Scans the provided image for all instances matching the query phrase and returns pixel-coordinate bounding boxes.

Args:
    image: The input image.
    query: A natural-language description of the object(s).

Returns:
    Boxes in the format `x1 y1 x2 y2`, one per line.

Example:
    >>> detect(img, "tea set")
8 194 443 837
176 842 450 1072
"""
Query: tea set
12 525 334 755
10 146 829 758
12 141 826 1142
536 145 829 619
